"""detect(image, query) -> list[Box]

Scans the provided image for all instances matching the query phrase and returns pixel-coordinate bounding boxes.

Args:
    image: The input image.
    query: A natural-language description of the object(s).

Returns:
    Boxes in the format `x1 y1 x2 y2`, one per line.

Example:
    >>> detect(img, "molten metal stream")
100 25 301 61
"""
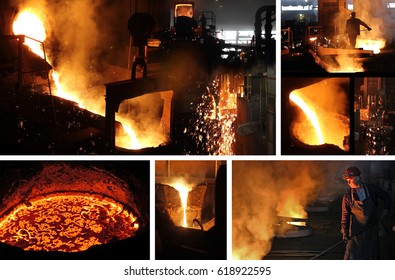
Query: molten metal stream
11 9 156 150
171 183 190 227
289 91 324 144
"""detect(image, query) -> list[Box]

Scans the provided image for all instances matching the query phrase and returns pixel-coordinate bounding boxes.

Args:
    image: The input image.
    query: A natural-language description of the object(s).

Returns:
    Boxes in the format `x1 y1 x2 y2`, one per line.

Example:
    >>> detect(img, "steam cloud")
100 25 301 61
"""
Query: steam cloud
232 161 365 260
13 0 173 147
13 0 130 113
336 0 394 43
290 78 349 148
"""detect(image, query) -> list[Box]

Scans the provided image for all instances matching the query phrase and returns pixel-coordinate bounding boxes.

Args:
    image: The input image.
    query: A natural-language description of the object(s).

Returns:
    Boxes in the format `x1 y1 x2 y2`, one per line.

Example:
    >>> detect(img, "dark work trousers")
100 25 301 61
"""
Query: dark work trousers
344 187 379 259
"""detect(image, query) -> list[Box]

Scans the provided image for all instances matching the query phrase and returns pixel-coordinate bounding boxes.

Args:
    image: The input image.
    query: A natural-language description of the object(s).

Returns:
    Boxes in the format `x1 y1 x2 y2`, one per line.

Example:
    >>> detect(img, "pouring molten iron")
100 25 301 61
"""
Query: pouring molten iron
289 79 349 151
12 8 167 151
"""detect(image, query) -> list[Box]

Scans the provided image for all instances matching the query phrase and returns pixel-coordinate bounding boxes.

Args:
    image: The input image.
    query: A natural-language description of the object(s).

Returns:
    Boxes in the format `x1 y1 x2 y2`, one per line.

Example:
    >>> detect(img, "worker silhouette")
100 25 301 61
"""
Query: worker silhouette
345 11 372 48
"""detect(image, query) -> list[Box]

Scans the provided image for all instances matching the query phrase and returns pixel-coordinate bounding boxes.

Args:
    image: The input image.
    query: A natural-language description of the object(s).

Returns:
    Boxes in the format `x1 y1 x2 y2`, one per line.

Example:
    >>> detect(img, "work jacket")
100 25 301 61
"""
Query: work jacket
341 183 392 259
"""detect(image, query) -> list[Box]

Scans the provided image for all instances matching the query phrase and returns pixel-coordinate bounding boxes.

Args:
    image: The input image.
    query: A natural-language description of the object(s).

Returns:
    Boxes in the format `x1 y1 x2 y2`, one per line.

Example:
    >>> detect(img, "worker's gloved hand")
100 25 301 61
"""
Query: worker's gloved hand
368 27 372 31
342 234 350 243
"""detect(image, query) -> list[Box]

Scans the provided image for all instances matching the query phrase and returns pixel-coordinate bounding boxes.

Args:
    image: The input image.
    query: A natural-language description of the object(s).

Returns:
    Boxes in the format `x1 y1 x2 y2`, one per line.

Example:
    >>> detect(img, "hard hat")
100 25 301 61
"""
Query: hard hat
342 166 361 180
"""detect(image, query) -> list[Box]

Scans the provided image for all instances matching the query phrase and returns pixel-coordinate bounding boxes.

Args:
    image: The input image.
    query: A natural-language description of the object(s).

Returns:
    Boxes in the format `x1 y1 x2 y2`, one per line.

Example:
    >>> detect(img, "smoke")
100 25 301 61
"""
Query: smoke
13 0 131 114
233 161 321 259
13 0 173 147
290 78 349 148
353 0 394 42
233 160 395 260
232 161 353 260
335 1 394 43
295 78 348 115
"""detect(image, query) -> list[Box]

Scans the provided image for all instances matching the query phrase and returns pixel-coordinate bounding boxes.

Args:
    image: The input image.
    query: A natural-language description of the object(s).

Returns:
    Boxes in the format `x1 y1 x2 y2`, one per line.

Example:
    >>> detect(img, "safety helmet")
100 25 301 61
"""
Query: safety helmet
342 166 361 180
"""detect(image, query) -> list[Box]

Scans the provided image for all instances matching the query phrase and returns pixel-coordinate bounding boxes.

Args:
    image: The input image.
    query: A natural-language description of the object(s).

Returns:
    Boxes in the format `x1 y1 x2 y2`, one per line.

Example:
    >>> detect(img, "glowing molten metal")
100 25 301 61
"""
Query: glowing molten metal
12 11 46 58
289 79 349 150
289 91 324 145
171 183 192 227
356 38 386 54
12 8 164 150
0 193 139 252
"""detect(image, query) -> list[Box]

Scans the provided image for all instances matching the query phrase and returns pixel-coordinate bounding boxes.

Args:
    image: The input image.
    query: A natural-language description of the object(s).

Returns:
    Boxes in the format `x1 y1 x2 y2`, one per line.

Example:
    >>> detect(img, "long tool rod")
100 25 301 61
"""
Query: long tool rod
311 222 377 260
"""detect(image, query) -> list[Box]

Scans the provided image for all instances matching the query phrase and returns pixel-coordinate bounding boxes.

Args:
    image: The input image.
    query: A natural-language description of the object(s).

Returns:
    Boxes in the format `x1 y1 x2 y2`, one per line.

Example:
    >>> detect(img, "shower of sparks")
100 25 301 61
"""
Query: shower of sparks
186 79 236 155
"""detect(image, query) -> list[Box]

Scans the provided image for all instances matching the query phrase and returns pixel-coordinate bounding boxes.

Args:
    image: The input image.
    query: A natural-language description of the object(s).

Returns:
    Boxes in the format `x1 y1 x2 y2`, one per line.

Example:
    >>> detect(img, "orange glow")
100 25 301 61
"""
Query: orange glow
171 182 192 227
289 90 324 145
356 38 386 54
12 8 167 150
51 70 85 108
330 56 364 73
0 193 139 252
232 162 323 260
289 80 349 150
277 192 308 220
12 10 46 58
115 94 170 150
287 221 307 226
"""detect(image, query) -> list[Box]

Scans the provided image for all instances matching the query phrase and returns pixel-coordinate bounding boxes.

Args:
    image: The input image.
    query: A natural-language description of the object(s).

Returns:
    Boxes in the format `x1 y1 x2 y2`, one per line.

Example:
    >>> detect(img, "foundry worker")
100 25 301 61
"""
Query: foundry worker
341 166 392 259
345 11 372 48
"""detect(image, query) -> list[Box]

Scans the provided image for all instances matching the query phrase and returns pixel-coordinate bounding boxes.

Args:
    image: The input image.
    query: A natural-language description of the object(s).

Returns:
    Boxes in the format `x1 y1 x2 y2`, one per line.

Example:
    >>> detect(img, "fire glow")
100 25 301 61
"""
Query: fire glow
356 38 386 54
12 8 165 150
0 193 139 252
288 79 349 150
289 91 324 145
171 182 193 227
232 161 322 260
12 10 46 58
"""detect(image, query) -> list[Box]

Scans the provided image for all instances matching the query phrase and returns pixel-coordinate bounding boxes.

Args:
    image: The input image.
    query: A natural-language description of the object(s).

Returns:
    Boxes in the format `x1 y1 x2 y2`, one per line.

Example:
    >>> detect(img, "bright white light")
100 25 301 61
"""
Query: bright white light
281 5 313 11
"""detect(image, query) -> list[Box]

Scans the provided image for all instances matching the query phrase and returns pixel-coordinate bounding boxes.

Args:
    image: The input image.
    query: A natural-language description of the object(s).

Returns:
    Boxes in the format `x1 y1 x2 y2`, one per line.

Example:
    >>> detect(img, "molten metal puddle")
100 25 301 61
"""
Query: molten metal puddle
0 193 139 252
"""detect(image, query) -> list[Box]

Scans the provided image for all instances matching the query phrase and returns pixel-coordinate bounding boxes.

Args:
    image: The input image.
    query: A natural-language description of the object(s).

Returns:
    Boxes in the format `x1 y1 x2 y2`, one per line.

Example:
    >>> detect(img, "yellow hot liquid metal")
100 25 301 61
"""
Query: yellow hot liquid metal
0 194 139 252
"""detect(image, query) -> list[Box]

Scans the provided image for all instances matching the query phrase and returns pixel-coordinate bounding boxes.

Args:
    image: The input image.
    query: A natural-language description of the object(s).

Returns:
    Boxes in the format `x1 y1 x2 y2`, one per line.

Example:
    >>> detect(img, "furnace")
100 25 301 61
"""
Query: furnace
0 161 149 259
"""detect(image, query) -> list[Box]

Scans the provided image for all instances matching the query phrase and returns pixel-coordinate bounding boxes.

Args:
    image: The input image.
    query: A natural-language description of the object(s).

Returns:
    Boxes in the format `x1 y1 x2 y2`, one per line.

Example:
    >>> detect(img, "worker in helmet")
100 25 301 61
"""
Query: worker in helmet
341 166 392 259
345 11 372 48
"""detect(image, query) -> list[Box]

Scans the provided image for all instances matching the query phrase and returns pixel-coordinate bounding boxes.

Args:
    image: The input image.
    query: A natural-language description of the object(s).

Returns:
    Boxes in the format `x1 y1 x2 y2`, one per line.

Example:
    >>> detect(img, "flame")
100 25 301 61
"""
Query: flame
0 193 139 252
356 38 386 54
51 70 85 108
232 161 328 259
115 115 143 150
12 8 167 150
289 90 324 145
327 38 386 72
330 55 364 73
12 10 46 58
